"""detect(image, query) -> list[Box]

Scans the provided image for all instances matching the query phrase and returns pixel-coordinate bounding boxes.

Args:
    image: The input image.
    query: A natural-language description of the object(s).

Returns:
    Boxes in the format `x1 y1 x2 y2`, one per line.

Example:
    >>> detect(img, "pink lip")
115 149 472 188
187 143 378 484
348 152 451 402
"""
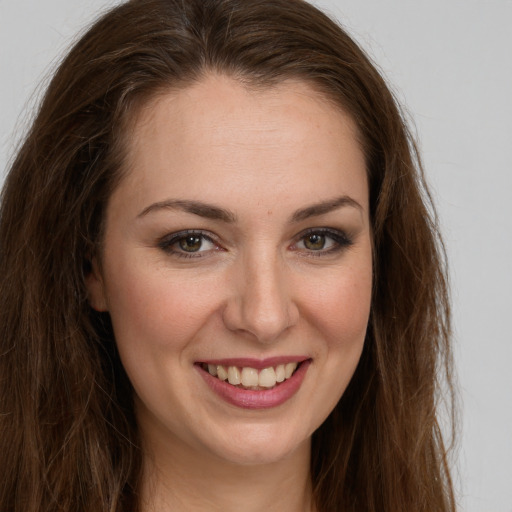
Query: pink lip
197 355 308 370
196 359 311 410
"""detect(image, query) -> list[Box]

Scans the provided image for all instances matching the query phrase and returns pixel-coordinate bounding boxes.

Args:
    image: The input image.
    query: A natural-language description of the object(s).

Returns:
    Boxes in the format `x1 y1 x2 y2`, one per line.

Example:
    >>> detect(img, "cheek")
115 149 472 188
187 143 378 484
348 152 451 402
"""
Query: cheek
290 253 372 430
299 258 372 350
104 260 224 353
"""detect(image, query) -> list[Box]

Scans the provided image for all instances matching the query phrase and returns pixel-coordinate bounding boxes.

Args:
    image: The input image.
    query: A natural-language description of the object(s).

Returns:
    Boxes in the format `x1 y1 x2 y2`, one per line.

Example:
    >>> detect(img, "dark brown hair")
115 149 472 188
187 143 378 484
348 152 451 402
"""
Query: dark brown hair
0 0 456 510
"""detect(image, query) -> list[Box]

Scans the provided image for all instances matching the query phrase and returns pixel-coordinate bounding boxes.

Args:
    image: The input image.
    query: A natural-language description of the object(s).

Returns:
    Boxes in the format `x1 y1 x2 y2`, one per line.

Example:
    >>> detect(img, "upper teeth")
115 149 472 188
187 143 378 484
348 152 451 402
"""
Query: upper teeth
206 362 298 389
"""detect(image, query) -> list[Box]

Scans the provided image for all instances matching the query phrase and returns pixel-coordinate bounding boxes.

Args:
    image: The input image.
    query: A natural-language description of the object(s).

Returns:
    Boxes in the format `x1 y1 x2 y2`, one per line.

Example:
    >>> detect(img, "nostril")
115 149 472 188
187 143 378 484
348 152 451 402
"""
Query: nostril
220 266 298 342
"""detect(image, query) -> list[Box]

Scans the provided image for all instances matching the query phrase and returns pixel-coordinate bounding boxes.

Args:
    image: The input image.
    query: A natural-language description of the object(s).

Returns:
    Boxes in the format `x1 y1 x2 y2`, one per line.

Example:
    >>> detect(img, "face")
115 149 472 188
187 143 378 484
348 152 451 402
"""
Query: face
87 75 372 467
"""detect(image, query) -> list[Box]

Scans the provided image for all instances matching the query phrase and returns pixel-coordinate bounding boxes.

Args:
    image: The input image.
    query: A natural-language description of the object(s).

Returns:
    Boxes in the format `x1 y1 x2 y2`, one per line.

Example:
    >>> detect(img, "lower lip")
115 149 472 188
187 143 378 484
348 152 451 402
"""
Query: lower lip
196 360 311 410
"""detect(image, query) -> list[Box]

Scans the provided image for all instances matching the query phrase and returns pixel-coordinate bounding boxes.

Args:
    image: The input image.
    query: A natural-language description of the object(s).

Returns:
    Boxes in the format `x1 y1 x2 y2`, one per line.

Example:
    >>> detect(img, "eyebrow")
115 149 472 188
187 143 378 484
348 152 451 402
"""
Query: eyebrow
137 195 362 223
290 195 363 222
138 199 237 223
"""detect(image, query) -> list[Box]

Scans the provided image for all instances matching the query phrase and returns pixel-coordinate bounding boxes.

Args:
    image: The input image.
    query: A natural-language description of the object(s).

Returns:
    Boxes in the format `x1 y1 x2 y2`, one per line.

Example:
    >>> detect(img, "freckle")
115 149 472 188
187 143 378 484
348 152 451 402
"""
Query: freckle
267 210 272 215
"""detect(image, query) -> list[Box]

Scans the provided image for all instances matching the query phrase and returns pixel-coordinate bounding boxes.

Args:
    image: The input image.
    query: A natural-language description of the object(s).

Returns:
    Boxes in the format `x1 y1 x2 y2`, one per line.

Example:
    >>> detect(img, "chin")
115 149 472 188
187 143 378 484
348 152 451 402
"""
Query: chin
205 424 311 467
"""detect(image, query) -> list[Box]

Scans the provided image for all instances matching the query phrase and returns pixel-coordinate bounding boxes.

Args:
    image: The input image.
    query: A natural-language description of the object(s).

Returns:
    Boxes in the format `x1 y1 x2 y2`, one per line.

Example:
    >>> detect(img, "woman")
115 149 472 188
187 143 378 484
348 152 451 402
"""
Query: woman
0 0 457 510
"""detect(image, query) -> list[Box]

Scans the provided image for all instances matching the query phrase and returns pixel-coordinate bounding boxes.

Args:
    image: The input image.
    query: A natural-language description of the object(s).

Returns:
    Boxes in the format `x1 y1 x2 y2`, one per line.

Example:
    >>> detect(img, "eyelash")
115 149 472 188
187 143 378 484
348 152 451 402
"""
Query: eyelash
292 228 353 257
157 228 353 259
158 230 220 259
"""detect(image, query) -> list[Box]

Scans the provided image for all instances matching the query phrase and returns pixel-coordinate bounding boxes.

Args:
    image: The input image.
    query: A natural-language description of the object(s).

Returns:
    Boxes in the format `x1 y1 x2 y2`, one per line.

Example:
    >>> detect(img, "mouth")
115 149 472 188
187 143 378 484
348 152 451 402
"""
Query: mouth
195 357 311 409
198 360 304 390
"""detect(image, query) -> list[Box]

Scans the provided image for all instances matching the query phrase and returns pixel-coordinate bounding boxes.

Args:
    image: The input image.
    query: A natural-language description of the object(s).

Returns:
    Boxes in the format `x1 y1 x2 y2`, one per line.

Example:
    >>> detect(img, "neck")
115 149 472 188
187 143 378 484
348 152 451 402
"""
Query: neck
138 427 315 512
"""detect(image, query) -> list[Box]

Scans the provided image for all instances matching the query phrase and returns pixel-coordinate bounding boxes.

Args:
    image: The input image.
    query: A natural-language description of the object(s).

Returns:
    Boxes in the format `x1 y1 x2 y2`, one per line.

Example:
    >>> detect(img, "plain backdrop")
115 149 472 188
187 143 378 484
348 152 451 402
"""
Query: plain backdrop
1 1 511 511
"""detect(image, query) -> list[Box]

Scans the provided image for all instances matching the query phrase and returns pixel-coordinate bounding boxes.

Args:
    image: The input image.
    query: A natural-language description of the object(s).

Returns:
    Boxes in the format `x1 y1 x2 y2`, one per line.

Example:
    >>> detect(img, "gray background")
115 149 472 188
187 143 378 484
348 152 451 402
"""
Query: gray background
1 1 511 510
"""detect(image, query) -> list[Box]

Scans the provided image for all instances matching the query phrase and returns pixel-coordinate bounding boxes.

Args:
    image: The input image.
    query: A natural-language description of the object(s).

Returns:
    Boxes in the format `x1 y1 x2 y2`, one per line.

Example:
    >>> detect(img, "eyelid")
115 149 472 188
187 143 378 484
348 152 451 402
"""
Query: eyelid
291 227 353 254
157 229 223 257
157 227 352 259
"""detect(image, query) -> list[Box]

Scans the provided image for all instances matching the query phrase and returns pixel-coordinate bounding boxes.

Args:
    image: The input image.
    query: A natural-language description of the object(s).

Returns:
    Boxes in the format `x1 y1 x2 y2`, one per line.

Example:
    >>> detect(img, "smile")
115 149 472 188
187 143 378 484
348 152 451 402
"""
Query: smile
200 362 299 390
196 357 311 409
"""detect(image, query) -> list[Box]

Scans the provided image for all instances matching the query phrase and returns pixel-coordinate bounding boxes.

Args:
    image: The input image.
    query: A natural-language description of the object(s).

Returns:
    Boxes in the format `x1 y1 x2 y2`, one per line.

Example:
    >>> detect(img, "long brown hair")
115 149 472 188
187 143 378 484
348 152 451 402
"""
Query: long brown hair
0 0 457 510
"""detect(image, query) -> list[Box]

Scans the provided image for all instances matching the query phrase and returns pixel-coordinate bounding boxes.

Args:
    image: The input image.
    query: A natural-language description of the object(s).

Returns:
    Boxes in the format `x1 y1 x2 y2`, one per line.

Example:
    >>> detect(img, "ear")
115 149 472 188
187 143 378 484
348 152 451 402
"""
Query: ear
85 256 109 312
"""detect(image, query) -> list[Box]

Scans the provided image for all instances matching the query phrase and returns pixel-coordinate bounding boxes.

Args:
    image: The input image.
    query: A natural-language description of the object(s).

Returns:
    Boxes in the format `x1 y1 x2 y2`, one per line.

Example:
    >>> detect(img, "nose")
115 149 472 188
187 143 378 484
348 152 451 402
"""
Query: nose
222 250 299 344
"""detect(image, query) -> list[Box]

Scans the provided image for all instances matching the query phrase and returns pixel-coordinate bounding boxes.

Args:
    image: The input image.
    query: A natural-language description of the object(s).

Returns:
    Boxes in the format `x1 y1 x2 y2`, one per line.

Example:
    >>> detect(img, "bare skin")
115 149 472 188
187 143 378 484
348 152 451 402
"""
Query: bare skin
139 427 315 511
87 74 371 511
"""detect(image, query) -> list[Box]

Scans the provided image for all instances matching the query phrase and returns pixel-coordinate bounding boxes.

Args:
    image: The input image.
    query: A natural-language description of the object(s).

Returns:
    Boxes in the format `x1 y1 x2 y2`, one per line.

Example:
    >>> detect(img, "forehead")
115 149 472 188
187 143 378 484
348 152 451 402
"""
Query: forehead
112 74 368 218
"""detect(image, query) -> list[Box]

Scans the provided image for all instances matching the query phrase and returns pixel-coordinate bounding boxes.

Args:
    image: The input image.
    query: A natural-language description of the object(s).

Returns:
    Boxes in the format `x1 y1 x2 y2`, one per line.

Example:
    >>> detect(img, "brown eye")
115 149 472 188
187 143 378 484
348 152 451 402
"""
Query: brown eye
178 235 204 252
303 233 326 250
158 230 219 258
294 229 352 255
